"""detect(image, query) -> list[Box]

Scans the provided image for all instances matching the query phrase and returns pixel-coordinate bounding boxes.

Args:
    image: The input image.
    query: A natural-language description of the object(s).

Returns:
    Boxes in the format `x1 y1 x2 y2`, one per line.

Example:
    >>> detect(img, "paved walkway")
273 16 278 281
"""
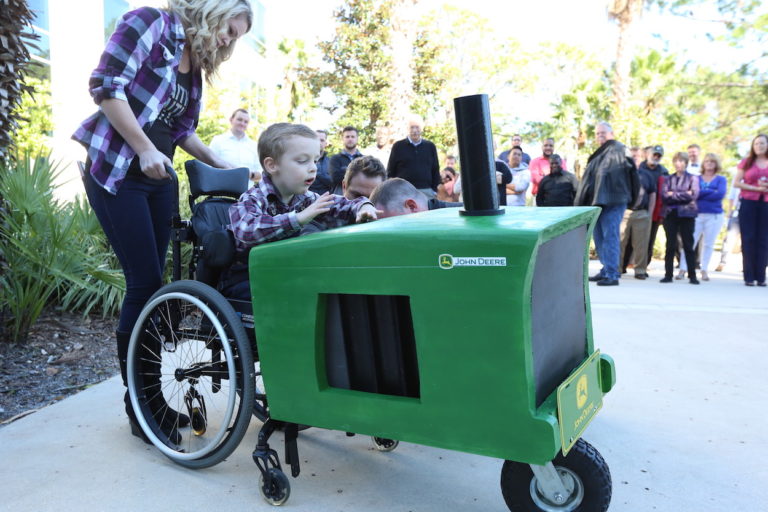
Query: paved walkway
1 259 766 511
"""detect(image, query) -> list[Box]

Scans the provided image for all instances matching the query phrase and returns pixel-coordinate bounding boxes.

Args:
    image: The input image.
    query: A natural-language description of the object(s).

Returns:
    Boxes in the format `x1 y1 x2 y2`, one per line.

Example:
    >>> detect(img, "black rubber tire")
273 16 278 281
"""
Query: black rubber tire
127 280 254 469
500 439 611 512
259 468 291 506
372 437 399 452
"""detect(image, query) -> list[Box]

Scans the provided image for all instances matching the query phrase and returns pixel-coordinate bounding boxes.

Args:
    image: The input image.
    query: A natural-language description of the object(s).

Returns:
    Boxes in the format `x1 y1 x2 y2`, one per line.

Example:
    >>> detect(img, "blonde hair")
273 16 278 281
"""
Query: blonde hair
702 153 723 174
258 123 318 170
167 0 252 83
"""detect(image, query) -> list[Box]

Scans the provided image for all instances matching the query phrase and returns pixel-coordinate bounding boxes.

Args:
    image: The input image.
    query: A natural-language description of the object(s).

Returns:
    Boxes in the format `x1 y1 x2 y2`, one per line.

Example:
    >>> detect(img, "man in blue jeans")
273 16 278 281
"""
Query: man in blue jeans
575 122 639 286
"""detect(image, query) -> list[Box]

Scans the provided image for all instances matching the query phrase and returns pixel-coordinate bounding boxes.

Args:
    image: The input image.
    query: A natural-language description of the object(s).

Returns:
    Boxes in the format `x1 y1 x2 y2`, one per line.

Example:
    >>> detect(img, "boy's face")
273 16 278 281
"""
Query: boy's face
267 135 319 200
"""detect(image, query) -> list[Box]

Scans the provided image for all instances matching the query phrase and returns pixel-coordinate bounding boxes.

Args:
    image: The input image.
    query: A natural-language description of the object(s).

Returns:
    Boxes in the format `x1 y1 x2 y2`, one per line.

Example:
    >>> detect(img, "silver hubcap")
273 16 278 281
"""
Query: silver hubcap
529 466 584 511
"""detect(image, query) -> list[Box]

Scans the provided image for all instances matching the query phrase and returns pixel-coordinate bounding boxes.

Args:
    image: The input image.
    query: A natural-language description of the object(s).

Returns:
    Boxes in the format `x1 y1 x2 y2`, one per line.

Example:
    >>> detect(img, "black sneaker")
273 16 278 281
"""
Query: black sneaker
689 278 700 285
588 274 604 282
660 276 673 283
634 273 648 280
596 278 619 286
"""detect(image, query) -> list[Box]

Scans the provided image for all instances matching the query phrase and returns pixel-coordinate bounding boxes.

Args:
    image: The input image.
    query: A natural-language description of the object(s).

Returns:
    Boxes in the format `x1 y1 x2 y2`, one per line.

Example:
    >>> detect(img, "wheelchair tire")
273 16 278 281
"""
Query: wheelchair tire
127 280 255 469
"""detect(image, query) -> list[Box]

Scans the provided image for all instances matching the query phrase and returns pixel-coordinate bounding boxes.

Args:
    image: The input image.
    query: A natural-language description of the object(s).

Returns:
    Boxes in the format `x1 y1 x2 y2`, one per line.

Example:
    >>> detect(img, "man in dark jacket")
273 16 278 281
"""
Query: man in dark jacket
536 155 577 206
309 129 332 194
575 122 639 286
329 126 364 194
387 116 441 198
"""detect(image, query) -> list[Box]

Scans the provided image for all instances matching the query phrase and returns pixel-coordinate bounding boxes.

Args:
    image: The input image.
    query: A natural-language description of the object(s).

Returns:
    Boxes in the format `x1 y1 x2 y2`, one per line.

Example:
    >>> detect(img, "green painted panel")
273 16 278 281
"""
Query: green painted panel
248 206 611 464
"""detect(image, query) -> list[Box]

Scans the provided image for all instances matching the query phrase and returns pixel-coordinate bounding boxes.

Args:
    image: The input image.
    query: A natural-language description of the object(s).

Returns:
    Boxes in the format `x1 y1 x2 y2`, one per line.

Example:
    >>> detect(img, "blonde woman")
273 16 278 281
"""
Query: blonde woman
72 0 252 443
679 153 727 281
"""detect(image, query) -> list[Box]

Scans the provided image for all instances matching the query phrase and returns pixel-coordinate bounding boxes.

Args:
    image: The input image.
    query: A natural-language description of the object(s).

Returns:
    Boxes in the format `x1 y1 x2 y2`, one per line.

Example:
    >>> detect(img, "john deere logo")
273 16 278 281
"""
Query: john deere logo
576 374 589 409
438 254 506 270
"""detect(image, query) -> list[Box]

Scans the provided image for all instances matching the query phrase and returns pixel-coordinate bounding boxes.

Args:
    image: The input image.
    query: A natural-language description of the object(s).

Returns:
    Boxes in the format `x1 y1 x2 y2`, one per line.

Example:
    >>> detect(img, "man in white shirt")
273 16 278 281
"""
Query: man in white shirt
364 125 392 167
686 143 702 175
210 108 262 184
505 146 530 206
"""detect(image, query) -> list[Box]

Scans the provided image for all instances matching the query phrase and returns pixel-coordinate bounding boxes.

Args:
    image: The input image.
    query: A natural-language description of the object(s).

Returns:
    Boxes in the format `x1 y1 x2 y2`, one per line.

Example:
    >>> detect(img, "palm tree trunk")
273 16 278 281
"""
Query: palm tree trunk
609 0 644 116
0 0 40 161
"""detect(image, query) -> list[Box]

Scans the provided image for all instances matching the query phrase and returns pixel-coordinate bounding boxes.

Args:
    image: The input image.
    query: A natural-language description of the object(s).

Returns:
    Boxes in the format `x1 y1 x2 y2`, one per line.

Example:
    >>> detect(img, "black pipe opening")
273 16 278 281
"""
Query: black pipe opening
453 94 503 217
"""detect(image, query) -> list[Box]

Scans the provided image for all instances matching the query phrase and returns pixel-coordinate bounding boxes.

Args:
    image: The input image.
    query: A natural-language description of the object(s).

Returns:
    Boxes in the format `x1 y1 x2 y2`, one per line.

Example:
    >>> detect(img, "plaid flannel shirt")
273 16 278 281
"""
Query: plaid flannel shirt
72 7 202 195
229 173 372 252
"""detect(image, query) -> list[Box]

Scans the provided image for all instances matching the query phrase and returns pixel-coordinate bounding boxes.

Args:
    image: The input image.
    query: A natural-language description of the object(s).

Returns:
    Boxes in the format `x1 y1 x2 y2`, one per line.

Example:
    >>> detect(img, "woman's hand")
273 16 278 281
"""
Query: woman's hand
138 149 172 179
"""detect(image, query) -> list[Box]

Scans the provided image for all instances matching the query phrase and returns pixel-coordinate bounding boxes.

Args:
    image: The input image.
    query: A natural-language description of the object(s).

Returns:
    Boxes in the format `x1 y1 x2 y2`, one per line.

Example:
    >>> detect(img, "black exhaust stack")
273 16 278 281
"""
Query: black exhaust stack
453 94 503 216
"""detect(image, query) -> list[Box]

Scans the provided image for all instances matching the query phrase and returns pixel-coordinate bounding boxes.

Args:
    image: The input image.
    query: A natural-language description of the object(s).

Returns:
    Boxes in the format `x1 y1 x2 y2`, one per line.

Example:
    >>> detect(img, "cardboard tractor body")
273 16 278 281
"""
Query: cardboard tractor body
249 204 616 465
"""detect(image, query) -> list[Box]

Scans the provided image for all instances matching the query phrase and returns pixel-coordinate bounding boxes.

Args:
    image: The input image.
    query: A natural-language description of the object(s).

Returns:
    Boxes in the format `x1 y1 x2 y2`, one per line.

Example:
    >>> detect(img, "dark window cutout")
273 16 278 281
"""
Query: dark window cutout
324 294 420 399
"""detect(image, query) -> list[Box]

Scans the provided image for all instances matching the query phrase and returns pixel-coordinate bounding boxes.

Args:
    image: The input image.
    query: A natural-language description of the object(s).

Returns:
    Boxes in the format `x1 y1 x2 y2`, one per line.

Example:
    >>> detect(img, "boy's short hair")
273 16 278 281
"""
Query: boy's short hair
344 155 387 187
342 126 358 135
258 123 317 169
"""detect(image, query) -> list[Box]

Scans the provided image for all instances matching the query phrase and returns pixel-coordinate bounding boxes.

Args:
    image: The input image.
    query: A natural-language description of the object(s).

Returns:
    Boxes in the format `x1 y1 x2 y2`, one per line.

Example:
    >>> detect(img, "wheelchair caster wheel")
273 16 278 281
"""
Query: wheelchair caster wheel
190 407 206 436
259 467 290 506
372 436 399 452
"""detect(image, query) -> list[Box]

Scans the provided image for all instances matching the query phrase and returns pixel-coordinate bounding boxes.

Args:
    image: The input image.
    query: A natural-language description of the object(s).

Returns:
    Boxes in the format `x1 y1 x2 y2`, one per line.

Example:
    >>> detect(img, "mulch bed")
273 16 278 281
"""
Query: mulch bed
0 311 119 425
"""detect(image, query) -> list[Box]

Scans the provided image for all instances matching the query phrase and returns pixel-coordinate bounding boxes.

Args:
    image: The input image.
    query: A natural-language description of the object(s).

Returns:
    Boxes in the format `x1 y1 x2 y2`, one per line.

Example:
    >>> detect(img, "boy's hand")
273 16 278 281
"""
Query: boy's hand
297 193 335 225
356 203 381 223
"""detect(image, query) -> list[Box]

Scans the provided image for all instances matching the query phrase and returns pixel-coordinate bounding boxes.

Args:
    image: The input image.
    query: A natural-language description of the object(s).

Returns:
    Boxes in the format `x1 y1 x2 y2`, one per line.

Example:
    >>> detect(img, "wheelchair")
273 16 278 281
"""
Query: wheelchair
125 161 271 467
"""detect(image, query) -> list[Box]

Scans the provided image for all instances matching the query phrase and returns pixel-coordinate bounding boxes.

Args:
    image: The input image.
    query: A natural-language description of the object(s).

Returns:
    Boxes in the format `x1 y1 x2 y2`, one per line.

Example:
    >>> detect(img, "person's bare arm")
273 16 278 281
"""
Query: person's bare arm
179 133 234 169
101 98 170 179
733 167 768 193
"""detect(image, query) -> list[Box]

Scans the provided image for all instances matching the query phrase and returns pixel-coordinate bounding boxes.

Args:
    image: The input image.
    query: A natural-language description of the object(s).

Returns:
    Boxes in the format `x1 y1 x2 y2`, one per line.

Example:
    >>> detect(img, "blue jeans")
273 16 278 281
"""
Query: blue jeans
85 174 172 333
739 198 768 284
593 204 626 280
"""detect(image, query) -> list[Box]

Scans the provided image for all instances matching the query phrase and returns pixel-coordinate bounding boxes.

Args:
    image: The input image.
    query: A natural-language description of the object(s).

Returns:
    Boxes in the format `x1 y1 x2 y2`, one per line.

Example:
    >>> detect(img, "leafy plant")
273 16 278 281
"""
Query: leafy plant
12 76 53 155
0 153 125 343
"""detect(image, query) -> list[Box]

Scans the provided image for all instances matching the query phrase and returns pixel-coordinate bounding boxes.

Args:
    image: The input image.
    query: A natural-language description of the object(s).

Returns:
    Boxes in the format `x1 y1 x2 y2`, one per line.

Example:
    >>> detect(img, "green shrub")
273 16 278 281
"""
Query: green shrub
0 153 124 343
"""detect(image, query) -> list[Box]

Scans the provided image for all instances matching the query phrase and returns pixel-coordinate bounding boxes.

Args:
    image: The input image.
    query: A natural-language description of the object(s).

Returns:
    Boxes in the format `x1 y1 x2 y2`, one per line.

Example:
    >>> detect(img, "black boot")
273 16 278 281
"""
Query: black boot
116 330 187 444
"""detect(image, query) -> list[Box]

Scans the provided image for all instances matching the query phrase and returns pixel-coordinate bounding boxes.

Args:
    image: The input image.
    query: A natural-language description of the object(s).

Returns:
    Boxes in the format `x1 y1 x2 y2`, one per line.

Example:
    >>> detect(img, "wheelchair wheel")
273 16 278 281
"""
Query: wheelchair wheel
127 280 254 469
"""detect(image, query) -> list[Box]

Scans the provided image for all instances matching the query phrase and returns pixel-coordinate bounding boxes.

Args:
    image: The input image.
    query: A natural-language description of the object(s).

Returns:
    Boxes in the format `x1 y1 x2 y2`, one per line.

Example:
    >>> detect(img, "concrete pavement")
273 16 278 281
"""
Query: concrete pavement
1 259 766 511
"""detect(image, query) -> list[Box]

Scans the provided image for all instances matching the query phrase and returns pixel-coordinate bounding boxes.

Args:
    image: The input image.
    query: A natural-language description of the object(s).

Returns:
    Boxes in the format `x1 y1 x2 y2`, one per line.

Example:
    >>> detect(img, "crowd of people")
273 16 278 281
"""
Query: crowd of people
72 0 767 444
221 117 767 290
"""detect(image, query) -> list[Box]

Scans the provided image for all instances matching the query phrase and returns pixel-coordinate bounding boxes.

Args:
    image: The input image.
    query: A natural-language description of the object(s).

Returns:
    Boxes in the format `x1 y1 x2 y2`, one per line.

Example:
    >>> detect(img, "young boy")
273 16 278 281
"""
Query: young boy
228 123 378 251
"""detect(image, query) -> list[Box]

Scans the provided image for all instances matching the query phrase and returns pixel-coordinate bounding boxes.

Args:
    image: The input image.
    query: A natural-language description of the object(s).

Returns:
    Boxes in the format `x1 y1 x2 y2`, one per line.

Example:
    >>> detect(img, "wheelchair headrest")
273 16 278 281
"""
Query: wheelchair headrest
186 160 250 200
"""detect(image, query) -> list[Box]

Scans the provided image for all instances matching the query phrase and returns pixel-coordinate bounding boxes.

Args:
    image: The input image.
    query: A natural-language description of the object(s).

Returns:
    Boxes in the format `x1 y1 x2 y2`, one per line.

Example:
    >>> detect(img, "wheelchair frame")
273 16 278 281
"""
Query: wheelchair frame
125 161 345 502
